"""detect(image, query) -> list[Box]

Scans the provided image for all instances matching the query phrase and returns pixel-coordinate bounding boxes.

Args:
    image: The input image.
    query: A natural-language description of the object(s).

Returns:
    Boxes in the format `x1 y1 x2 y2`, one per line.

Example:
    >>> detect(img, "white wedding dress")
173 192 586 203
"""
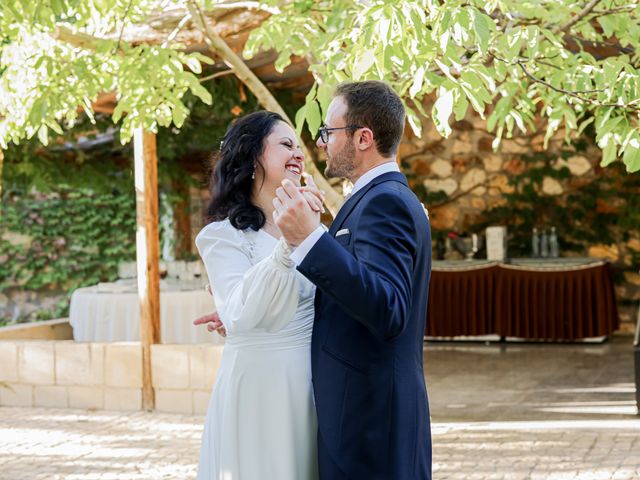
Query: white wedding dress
195 219 318 480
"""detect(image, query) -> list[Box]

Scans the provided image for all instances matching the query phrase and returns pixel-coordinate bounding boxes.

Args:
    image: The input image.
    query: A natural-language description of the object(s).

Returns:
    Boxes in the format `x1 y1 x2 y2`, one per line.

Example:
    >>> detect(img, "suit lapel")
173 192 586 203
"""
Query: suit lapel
329 171 408 235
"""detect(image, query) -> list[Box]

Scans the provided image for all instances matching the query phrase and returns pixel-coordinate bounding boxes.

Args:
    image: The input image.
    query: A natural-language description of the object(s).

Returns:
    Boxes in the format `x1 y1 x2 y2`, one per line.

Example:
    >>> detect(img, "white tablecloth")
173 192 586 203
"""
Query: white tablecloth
69 282 223 344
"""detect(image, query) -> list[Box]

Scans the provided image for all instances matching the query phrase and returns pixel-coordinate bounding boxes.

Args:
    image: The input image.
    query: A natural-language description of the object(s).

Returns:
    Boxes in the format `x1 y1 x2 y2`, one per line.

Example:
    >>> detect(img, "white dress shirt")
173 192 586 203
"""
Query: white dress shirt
290 162 400 265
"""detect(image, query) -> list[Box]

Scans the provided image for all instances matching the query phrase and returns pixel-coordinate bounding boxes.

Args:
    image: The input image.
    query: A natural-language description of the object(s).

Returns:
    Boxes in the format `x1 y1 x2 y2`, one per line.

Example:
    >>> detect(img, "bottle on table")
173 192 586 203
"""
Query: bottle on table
549 226 559 258
532 228 540 257
540 229 549 258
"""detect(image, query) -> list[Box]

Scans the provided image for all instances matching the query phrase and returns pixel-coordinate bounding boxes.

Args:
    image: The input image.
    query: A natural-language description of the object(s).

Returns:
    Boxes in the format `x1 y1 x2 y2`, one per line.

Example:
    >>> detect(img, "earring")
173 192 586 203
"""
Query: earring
251 168 256 180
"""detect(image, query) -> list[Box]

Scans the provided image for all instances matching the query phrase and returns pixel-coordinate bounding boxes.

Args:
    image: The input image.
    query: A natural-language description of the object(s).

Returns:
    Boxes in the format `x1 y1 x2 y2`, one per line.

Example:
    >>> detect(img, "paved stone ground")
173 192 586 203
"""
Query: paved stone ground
1 336 639 479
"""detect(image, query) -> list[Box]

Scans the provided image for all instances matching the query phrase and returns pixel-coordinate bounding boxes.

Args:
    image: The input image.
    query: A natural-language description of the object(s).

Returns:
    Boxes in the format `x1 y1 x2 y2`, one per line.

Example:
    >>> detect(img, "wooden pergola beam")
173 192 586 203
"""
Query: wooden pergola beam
134 128 160 411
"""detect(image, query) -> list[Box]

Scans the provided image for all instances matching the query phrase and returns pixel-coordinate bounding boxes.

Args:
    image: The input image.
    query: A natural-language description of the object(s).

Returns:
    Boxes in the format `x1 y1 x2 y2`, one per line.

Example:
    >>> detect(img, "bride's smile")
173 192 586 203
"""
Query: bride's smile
255 121 305 191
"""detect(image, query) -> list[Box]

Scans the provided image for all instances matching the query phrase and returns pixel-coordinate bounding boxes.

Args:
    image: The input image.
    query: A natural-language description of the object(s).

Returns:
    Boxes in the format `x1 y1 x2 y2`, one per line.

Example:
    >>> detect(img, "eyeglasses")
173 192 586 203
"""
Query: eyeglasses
317 124 363 143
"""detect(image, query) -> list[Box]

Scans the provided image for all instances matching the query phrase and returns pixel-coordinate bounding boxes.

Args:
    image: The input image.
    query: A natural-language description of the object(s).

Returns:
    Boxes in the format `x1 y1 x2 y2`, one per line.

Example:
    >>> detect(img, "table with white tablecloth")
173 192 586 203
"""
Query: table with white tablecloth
69 281 223 344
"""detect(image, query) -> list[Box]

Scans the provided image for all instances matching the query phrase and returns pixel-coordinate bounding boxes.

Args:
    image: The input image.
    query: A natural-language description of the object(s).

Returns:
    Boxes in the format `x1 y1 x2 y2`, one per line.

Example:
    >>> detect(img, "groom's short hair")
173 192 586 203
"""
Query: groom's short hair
335 81 405 157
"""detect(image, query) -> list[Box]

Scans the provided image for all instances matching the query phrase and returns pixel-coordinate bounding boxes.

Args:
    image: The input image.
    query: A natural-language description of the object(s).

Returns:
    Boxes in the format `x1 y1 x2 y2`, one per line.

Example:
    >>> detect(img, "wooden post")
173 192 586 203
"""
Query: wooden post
134 128 161 411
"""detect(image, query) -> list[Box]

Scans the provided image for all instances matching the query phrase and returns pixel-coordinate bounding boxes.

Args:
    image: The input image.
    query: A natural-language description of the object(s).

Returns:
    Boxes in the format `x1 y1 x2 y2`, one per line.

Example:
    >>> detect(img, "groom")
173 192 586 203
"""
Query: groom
273 81 432 480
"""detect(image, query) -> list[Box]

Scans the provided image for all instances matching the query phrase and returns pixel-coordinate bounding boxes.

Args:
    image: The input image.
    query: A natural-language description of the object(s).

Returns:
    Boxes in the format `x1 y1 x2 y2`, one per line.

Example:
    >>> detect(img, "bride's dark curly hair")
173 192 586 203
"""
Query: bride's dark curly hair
207 111 285 231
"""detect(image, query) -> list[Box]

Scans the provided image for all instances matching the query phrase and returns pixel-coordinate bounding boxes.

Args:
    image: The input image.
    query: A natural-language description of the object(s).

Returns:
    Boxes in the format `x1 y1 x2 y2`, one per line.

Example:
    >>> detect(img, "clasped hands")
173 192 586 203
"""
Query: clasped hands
193 174 325 337
273 173 324 247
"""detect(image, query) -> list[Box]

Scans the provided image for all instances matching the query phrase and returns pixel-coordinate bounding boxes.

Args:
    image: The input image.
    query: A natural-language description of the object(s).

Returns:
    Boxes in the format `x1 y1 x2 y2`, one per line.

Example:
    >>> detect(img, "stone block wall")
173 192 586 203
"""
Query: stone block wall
397 110 639 333
398 113 602 231
0 340 222 414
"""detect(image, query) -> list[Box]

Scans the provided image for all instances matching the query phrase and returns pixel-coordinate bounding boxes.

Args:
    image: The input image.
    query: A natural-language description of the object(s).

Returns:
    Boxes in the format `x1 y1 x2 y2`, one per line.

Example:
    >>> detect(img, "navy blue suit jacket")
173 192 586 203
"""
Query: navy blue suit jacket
298 171 432 479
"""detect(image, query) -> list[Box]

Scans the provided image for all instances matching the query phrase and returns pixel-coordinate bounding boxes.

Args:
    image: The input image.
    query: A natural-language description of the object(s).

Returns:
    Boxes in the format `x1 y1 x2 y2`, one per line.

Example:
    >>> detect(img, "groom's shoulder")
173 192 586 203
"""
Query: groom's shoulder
367 177 420 209
364 179 429 226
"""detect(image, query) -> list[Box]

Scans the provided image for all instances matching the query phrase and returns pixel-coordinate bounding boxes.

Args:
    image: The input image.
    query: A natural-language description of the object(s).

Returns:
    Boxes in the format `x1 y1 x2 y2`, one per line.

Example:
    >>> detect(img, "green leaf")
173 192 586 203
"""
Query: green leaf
600 141 617 167
597 15 616 37
189 82 213 105
410 66 426 97
294 104 307 136
453 93 468 121
405 105 422 136
597 117 625 146
184 57 202 74
577 117 594 136
353 50 376 80
112 102 127 124
305 100 321 137
192 53 214 65
316 83 332 118
171 104 188 128
275 49 293 73
432 86 454 137
472 9 493 54
305 82 318 103
622 132 640 172
602 59 624 87
37 125 49 145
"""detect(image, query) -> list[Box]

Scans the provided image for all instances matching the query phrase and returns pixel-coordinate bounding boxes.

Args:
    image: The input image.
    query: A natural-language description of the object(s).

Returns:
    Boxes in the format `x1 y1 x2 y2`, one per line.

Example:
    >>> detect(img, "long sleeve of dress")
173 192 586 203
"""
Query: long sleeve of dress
195 222 300 335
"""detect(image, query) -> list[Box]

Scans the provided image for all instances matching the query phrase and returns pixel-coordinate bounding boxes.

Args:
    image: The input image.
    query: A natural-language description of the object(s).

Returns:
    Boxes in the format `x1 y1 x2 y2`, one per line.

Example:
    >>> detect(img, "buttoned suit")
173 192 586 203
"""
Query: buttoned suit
298 171 432 480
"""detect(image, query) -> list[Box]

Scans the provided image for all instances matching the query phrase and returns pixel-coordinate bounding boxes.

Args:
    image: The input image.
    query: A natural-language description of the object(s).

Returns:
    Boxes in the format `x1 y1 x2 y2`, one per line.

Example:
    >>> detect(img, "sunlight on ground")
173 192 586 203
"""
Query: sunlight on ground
433 418 640 433
555 383 636 394
2 408 639 479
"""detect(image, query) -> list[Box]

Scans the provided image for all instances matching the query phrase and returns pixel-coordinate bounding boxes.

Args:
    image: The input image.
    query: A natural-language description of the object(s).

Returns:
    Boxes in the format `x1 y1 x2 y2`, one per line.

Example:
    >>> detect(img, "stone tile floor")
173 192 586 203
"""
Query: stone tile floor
1 336 639 479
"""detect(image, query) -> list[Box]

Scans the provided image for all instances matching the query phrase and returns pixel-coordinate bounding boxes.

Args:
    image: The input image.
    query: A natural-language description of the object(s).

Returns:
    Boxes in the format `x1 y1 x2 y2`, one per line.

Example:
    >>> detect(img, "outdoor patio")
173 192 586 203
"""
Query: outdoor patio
1 336 637 480
2 3 640 479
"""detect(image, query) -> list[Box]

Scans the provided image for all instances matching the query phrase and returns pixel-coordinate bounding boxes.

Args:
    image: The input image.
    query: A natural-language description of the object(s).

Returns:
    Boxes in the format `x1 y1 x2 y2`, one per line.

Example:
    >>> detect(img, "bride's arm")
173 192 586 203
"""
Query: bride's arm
195 223 299 335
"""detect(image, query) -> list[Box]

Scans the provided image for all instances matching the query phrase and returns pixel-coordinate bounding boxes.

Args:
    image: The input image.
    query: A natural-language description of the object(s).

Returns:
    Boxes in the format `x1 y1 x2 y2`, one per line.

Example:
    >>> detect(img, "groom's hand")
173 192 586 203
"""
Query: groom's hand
193 312 226 337
273 179 320 247
193 285 226 337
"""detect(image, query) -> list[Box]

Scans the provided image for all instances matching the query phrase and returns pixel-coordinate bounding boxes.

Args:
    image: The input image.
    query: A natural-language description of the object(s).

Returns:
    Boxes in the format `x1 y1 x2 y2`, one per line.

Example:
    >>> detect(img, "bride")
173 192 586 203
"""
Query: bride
195 111 323 480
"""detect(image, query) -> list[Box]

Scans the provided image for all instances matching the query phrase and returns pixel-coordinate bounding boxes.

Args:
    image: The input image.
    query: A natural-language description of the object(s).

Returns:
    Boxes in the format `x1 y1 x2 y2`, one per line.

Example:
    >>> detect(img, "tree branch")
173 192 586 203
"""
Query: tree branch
186 0 342 215
518 62 605 95
574 5 638 27
212 1 281 14
554 0 602 34
516 61 640 111
198 69 235 82
489 52 640 112
115 0 134 53
430 174 501 209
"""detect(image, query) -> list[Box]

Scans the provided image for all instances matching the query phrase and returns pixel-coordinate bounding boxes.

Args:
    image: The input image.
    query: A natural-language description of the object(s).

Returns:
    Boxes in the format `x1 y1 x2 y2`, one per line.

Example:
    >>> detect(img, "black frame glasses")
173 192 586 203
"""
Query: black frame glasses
317 124 363 143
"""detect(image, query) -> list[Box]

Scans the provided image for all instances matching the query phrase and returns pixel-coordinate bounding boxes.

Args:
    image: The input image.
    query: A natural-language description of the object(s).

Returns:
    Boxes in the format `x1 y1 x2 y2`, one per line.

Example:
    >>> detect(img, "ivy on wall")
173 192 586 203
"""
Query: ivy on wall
0 77 291 323
0 190 136 321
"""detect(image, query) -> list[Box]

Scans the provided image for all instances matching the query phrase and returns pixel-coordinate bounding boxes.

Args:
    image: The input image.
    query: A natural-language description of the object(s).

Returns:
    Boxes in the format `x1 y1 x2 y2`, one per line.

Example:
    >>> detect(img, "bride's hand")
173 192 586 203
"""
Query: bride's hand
298 173 325 214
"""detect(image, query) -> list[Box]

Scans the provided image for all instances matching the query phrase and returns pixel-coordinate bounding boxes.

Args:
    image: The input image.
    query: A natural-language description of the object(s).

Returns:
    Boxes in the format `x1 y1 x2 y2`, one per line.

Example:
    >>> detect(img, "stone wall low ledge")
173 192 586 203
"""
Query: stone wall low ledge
0 340 223 415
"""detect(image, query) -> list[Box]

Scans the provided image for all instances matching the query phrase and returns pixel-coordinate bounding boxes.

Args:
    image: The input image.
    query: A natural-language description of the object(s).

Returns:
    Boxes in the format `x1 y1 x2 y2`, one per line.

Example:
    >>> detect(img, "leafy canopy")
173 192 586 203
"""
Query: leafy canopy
0 0 213 146
248 0 640 172
1 0 640 172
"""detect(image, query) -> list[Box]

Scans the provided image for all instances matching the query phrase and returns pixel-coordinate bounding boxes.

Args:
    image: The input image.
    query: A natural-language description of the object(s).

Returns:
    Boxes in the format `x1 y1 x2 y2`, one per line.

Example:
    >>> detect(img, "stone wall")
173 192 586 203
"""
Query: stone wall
0 287 66 324
397 110 639 333
0 340 222 414
398 112 596 230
